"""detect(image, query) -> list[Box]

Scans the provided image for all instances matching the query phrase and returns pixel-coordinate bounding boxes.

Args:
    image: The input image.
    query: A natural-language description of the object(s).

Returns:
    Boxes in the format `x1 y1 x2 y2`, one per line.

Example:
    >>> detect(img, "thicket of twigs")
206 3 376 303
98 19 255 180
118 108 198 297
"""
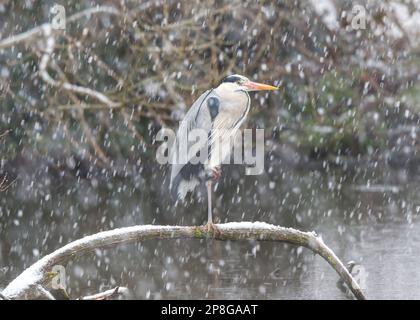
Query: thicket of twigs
0 0 419 170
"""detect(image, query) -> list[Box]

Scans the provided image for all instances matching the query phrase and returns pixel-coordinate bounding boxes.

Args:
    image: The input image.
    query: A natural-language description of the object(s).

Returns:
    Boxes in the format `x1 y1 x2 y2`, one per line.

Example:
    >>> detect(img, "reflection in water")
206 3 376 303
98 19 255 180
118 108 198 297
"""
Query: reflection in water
0 160 419 299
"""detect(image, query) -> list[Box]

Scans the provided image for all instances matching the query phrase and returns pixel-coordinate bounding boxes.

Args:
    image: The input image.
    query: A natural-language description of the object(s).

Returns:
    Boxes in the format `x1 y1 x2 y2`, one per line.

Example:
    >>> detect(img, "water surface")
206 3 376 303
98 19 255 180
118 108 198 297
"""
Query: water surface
1 161 419 299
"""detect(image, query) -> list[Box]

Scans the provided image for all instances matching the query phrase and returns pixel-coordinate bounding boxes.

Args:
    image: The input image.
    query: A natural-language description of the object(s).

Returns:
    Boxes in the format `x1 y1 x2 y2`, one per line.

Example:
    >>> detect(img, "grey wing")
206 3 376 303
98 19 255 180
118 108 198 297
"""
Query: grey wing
169 89 216 200
207 95 250 169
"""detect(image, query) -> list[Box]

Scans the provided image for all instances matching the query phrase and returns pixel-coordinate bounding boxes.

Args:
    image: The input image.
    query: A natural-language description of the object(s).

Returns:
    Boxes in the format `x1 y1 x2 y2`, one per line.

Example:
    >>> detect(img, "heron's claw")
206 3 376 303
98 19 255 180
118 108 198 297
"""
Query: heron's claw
203 222 221 238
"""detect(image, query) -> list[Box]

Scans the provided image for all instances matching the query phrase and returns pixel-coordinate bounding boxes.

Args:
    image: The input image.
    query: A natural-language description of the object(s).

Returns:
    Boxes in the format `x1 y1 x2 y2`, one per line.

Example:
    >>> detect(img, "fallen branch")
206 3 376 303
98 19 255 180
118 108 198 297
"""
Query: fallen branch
79 286 129 300
1 222 366 300
0 293 10 300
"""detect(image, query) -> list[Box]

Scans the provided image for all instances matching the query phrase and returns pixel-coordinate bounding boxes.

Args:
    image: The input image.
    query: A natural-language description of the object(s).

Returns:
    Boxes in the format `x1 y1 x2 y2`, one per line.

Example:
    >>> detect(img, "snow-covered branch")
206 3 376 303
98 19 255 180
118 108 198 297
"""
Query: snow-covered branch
1 222 366 300
0 6 120 49
79 286 129 300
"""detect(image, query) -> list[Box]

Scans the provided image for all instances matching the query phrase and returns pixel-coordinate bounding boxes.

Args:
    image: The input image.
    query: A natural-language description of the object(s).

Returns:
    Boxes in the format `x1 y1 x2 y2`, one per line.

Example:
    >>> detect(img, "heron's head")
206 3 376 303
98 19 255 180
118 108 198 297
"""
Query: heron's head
219 74 278 92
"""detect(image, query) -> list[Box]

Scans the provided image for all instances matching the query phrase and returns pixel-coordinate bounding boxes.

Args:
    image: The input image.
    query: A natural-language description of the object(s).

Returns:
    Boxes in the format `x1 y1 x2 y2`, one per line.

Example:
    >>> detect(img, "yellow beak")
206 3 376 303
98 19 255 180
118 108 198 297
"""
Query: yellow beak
244 81 279 91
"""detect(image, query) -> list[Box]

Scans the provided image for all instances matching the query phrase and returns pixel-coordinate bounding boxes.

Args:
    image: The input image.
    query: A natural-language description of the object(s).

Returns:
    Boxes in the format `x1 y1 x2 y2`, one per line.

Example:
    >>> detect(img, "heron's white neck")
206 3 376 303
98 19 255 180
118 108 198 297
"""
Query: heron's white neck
214 82 248 101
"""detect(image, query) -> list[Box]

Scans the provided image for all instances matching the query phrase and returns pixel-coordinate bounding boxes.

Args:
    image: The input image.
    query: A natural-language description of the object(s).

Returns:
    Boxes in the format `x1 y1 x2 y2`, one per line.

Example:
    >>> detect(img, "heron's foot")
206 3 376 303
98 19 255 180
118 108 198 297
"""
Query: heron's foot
203 222 221 238
212 166 221 181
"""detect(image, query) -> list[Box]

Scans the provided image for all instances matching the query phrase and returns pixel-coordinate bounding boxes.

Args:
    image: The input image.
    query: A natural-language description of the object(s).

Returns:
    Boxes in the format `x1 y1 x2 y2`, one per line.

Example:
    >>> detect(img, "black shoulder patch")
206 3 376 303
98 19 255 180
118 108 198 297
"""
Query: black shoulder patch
221 75 241 83
207 97 219 121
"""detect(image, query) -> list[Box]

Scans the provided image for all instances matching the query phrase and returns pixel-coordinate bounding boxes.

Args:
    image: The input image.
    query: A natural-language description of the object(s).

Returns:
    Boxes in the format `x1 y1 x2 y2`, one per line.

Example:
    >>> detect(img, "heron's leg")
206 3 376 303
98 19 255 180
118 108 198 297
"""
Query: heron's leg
204 179 220 236
206 180 213 224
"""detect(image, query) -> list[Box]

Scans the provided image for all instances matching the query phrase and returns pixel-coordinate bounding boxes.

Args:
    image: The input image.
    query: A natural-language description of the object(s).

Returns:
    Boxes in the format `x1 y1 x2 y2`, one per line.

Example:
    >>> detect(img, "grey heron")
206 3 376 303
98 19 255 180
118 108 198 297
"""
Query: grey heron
170 74 278 230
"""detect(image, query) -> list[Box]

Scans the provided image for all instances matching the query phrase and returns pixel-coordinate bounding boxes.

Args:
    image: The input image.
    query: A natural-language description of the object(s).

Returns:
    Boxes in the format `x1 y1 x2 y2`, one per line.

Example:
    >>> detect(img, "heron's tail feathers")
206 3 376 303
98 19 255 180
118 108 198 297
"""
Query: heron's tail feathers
170 175 200 201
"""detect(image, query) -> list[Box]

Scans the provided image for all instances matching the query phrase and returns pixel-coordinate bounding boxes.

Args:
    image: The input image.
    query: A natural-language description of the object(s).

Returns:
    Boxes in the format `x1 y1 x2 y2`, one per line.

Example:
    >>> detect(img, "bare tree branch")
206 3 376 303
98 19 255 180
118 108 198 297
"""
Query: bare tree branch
0 6 120 49
0 6 121 108
1 222 366 300
0 173 16 192
0 130 11 139
39 25 120 108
